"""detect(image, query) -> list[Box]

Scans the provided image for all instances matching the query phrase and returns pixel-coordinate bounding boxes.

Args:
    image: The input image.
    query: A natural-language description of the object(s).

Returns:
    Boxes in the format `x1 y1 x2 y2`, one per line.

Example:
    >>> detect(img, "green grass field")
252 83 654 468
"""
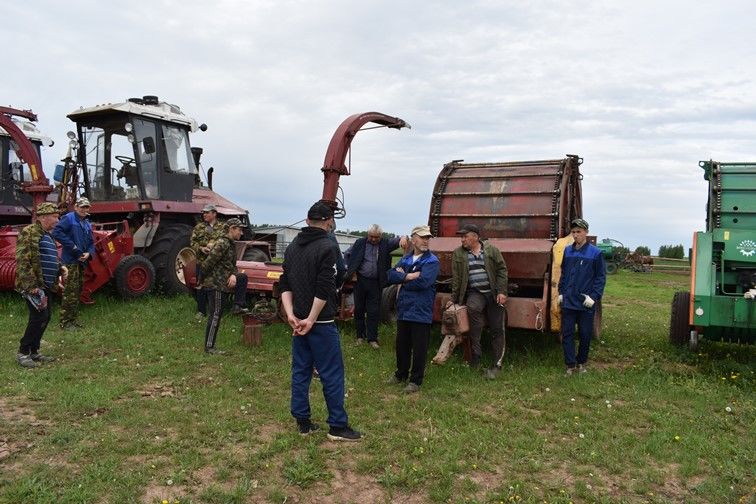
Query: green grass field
0 271 753 503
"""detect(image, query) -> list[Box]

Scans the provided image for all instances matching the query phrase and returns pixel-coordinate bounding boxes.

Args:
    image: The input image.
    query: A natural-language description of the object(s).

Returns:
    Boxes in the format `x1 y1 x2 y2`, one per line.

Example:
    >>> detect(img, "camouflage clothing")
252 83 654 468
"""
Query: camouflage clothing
191 221 225 262
200 235 236 291
59 263 83 326
15 222 59 293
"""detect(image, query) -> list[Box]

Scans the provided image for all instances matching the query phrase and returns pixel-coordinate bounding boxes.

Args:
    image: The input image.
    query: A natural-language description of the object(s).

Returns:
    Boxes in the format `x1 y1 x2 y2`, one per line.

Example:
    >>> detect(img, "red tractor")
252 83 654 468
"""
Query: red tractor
62 95 271 296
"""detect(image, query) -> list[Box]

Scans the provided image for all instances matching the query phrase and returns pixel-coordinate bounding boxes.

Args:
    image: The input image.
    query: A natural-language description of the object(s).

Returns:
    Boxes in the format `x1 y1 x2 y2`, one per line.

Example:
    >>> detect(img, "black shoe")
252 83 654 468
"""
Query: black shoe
30 353 56 363
297 419 321 436
327 425 362 442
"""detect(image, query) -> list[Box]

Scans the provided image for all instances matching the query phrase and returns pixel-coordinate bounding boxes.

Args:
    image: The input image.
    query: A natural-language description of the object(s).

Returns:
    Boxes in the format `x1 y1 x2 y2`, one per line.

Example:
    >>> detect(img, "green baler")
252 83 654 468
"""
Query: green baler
669 160 756 347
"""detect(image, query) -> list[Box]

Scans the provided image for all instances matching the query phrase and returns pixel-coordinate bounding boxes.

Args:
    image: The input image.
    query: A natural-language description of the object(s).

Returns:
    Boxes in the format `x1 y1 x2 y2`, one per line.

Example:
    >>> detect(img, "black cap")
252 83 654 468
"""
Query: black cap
307 202 334 221
457 223 481 236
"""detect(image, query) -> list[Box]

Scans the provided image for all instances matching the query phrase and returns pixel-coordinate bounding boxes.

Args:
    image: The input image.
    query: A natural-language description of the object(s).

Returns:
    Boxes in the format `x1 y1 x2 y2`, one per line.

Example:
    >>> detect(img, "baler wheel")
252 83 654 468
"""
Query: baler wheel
379 284 399 324
606 262 619 275
669 291 691 346
242 248 269 262
115 255 156 299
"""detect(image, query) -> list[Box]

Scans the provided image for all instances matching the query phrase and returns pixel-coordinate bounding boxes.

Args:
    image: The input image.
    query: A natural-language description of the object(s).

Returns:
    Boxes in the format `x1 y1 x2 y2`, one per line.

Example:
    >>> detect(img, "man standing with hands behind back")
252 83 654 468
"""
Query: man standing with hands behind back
52 197 94 331
280 201 361 442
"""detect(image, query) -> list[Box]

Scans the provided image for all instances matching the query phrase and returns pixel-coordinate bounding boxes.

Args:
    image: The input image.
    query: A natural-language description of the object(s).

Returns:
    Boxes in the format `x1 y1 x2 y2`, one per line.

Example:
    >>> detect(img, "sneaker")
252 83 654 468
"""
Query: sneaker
565 367 577 376
16 353 37 368
483 366 501 380
369 341 380 350
356 338 366 345
386 374 402 385
327 425 362 442
230 305 250 315
204 347 226 355
403 382 420 394
30 353 56 363
297 419 321 436
578 364 588 374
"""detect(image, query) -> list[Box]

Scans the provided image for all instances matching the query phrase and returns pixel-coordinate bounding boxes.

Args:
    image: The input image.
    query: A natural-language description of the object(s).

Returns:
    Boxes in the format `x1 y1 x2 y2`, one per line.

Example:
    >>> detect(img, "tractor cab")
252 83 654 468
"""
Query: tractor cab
68 95 204 204
0 114 52 224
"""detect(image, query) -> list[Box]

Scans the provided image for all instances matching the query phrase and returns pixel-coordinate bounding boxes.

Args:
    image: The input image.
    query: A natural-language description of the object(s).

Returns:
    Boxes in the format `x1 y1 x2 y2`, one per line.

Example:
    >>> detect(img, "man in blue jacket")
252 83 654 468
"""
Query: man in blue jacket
386 225 439 393
558 218 606 375
52 197 95 330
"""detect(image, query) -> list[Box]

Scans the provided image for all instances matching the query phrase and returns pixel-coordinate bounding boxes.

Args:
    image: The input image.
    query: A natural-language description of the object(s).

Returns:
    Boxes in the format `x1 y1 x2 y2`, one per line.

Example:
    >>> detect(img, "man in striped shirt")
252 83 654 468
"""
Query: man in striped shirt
15 202 68 368
449 224 508 379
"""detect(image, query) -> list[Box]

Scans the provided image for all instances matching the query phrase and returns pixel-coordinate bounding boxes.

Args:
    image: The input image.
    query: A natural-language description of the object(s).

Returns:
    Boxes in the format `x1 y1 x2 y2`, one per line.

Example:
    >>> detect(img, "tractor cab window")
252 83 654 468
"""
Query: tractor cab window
85 127 137 201
160 124 194 174
7 142 36 184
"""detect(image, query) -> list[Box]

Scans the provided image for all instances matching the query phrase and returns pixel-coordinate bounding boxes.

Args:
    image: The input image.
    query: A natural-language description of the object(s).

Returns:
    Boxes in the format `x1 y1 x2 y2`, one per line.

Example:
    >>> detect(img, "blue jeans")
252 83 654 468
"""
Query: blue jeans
290 322 348 428
561 308 594 368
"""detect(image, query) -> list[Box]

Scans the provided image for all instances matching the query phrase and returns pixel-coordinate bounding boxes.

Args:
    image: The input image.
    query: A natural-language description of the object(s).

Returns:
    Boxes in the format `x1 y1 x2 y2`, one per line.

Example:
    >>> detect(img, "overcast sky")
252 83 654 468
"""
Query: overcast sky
5 0 756 252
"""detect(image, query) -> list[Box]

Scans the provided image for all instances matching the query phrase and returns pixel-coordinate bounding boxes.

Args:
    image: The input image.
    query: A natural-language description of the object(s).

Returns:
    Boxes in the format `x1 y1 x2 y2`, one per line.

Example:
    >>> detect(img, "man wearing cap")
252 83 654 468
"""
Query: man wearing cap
15 203 68 368
386 225 439 393
345 225 408 349
52 197 95 330
200 218 250 354
449 224 508 379
191 204 224 318
280 201 362 441
558 218 606 375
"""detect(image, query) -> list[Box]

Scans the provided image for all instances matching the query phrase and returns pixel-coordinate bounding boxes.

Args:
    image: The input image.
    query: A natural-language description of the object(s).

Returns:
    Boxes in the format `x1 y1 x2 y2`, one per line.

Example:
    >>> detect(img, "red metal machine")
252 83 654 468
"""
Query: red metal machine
422 156 588 333
185 112 410 314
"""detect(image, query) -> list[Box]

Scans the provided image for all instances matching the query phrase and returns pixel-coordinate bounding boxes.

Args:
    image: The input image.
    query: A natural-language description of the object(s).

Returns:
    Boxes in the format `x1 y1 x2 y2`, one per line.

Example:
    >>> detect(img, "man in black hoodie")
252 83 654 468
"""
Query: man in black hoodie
279 202 362 442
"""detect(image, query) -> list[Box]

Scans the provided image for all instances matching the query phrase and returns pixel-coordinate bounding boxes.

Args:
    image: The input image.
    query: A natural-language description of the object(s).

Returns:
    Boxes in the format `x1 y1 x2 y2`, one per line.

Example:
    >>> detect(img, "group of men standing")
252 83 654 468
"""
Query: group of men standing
14 196 606 443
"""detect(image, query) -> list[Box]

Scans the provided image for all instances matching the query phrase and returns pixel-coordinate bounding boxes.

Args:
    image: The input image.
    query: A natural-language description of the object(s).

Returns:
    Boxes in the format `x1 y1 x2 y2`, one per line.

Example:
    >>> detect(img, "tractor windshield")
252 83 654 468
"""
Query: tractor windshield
84 125 140 201
160 124 195 175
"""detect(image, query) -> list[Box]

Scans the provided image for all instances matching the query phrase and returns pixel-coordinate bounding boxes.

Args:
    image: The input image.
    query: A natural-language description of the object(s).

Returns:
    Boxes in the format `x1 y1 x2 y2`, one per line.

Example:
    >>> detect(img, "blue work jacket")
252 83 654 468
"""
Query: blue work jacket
558 242 606 311
52 211 95 264
386 250 439 324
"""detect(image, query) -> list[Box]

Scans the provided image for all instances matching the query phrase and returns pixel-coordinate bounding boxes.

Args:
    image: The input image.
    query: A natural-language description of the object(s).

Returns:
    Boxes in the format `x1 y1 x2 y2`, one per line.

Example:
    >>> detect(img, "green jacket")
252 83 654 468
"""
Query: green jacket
15 222 59 293
200 235 236 290
191 221 225 262
450 241 508 304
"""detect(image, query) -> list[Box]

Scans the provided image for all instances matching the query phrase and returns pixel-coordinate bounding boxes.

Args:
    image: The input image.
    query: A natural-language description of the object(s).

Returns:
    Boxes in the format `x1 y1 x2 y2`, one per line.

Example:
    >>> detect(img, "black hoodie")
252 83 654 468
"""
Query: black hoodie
279 226 339 322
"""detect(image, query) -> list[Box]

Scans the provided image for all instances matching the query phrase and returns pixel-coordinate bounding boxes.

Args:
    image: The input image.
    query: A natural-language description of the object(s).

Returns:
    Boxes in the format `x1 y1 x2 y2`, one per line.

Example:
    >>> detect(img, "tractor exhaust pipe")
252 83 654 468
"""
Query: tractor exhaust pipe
207 167 214 190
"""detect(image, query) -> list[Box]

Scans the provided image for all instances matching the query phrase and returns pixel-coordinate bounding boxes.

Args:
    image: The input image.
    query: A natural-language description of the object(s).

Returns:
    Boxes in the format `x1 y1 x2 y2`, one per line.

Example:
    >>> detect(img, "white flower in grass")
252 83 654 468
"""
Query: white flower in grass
725 406 732 413
578 433 585 439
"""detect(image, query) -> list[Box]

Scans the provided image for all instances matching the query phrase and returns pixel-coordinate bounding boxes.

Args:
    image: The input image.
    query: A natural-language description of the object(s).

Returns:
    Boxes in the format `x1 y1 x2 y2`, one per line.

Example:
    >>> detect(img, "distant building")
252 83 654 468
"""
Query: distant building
251 226 361 258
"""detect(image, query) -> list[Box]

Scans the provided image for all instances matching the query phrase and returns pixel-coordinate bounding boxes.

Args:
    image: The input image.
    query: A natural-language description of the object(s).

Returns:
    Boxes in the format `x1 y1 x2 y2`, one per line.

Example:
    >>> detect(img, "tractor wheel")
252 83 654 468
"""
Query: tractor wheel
242 247 269 262
669 291 691 346
592 299 603 339
114 255 155 299
144 223 194 295
379 284 399 324
606 262 619 275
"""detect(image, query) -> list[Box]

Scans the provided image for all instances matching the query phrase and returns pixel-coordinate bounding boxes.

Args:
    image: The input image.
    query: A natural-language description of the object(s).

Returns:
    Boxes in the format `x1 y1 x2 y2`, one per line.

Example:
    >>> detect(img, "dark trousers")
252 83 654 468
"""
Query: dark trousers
395 320 431 386
232 272 248 306
290 323 348 428
561 308 594 368
204 289 227 349
466 291 506 366
19 289 51 355
354 274 381 342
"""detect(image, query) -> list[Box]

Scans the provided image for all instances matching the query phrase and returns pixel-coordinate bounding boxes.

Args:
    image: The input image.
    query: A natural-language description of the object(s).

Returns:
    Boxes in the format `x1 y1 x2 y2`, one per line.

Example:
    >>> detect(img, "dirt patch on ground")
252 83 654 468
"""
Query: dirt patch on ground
0 396 46 426
0 397 48 464
136 382 181 399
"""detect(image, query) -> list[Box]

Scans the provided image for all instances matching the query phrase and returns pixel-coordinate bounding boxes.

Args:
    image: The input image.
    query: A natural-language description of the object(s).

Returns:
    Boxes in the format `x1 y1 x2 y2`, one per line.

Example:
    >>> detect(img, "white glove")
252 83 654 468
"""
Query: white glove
557 295 563 306
582 294 595 308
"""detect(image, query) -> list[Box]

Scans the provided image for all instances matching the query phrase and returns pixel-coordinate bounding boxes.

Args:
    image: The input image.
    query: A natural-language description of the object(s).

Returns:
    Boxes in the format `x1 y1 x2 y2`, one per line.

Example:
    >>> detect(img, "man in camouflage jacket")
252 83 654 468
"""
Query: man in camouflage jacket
15 202 68 368
200 218 249 354
191 204 224 318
